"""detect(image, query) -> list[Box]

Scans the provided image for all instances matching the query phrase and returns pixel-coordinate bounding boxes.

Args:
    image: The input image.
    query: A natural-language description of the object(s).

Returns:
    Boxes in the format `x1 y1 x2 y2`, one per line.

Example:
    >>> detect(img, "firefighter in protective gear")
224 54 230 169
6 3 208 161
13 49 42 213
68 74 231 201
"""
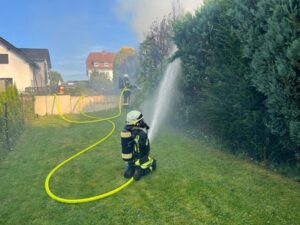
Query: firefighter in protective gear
121 110 156 181
119 74 132 105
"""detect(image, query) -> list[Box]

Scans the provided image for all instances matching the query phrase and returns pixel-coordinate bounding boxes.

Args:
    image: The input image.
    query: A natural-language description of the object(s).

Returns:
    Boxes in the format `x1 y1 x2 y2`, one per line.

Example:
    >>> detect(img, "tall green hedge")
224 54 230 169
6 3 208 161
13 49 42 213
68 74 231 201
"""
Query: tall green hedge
0 86 24 155
173 0 300 163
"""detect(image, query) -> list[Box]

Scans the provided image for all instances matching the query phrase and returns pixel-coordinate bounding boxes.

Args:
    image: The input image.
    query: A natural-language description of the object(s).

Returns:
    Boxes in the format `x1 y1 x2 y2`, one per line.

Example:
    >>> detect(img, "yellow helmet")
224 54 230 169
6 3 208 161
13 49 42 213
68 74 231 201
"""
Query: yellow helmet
126 110 143 125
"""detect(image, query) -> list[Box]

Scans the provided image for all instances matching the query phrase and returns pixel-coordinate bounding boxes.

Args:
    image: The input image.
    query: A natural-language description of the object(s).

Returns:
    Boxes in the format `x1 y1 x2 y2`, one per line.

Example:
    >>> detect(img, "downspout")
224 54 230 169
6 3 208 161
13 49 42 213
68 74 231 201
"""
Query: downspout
32 65 40 94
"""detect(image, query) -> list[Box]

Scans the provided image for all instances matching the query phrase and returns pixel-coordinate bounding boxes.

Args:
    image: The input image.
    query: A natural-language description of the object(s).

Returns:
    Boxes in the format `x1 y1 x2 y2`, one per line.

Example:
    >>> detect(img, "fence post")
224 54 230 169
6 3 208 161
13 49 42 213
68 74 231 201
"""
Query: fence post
4 103 11 151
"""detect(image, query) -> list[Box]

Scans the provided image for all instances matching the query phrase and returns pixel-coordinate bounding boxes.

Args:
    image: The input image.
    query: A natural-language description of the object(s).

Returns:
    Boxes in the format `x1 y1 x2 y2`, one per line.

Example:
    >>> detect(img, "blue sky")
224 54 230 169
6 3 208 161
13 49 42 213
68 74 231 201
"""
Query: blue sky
0 0 138 81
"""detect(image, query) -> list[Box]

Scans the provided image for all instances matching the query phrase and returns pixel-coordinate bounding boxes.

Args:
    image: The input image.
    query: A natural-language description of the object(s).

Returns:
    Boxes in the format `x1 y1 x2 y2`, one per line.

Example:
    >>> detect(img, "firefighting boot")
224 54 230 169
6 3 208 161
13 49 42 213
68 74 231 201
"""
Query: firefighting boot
133 166 143 181
124 161 135 178
151 159 157 171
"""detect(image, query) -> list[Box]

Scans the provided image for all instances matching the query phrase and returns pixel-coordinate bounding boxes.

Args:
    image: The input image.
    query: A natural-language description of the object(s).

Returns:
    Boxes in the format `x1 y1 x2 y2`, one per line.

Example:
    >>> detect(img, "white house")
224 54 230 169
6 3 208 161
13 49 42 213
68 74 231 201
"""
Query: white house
0 37 51 93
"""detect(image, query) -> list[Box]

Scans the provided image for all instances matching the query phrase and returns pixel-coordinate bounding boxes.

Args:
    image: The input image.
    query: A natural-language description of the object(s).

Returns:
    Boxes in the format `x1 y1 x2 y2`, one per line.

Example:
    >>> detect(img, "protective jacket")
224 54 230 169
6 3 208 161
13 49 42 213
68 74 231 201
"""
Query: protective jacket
121 120 156 180
121 125 150 161
119 77 132 90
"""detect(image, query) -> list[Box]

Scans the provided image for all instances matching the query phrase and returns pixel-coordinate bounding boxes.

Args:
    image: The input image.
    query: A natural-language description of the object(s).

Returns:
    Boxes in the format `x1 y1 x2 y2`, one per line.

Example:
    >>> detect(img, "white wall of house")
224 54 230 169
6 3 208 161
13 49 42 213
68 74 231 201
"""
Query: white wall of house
0 44 34 92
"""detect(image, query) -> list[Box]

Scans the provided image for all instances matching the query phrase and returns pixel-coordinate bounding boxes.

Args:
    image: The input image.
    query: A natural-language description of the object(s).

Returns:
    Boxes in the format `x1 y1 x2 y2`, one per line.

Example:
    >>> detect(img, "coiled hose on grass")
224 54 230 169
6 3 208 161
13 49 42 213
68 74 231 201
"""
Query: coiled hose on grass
44 89 134 204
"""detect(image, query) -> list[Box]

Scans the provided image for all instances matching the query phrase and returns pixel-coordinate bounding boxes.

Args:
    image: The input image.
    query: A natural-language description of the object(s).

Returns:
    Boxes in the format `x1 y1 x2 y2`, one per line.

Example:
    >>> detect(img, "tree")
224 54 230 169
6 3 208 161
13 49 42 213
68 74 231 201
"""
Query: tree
172 0 300 163
113 47 137 89
49 71 63 87
136 11 178 104
89 71 113 94
173 0 272 160
230 0 300 161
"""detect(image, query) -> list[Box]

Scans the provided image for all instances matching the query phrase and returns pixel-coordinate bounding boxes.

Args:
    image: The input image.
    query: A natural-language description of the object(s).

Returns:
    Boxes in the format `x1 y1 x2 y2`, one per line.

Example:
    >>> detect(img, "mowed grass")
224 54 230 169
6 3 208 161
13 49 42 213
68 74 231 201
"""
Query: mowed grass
0 111 299 225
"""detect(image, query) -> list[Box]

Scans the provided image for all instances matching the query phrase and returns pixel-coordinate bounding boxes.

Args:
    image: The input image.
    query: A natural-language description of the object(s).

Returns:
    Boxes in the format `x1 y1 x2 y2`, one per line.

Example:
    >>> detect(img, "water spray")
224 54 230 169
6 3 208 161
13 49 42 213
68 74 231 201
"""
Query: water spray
148 58 181 141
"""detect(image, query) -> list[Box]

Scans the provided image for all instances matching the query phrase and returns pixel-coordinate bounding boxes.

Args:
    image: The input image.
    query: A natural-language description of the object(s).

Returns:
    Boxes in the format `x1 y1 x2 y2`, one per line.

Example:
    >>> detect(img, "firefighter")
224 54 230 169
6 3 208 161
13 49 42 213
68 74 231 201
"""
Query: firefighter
119 74 132 105
120 110 156 181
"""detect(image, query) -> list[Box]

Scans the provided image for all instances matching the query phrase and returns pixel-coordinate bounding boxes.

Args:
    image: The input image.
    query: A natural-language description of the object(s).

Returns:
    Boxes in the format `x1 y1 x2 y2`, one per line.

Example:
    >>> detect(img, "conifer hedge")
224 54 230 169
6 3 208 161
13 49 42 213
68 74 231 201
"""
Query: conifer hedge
0 86 24 155
173 0 300 163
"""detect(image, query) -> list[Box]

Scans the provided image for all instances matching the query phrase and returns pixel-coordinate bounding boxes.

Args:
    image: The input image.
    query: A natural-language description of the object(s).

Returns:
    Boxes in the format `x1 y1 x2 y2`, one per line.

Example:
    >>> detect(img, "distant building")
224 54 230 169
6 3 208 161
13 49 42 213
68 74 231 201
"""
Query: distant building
0 37 51 92
86 51 115 81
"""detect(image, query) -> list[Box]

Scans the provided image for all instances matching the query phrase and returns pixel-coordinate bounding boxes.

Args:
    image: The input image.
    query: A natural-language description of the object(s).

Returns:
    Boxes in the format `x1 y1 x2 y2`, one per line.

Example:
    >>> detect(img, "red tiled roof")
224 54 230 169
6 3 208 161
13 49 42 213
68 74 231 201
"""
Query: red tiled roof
86 51 115 70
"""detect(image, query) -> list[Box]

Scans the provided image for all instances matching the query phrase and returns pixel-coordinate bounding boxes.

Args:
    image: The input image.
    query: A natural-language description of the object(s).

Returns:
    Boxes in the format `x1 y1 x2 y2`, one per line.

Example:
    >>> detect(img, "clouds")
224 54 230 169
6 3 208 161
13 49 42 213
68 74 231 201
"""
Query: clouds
115 0 203 41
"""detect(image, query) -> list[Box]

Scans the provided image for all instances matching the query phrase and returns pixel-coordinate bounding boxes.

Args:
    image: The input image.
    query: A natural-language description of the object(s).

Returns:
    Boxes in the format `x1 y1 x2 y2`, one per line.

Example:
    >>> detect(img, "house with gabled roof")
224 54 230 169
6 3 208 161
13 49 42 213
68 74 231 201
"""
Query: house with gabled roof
86 51 115 81
0 36 51 92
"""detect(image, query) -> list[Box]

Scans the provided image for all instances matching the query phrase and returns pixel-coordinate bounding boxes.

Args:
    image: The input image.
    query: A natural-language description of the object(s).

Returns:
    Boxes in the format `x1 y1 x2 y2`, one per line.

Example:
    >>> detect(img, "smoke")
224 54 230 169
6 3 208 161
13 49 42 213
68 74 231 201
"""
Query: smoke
114 0 201 140
115 0 203 41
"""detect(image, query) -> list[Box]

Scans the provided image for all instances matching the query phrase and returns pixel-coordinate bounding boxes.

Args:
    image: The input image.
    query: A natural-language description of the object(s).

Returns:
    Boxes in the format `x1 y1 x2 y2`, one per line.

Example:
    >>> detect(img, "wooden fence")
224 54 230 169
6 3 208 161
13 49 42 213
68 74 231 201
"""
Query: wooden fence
34 95 118 116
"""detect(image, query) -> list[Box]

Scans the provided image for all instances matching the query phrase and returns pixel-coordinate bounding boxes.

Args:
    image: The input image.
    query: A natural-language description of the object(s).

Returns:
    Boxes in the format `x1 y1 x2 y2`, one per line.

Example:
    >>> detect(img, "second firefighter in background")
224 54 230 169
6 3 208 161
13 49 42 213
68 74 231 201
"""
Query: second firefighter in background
121 110 156 181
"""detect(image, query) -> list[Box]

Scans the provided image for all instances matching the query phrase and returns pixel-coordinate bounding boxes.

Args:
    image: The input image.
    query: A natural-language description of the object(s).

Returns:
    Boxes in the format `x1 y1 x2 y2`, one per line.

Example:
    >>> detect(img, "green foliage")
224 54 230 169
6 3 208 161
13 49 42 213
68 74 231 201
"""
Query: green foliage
230 0 300 160
73 81 89 95
135 14 176 105
173 0 300 163
174 0 267 159
49 71 63 86
48 71 64 94
89 71 113 94
113 47 137 90
0 86 24 155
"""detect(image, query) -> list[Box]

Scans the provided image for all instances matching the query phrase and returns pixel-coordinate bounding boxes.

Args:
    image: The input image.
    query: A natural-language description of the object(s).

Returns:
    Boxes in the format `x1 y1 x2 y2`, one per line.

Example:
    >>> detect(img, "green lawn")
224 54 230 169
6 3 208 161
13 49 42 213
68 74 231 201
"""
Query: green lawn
0 112 299 225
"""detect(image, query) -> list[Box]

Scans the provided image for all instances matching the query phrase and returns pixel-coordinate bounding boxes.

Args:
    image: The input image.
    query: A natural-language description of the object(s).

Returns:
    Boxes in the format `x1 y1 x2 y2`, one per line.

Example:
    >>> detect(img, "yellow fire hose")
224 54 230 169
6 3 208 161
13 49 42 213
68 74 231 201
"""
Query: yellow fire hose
44 89 134 204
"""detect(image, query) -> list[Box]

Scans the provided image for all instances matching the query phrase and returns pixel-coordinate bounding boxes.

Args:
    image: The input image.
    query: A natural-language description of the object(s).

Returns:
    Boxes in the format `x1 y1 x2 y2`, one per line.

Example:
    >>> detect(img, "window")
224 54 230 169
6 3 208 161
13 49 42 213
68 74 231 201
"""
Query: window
0 54 9 64
93 62 99 67
0 78 13 92
104 63 109 67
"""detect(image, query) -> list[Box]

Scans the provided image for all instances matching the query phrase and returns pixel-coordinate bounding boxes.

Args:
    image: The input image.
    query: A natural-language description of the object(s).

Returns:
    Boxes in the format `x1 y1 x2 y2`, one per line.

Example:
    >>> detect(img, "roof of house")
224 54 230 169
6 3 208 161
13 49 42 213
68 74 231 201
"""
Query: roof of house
0 36 37 66
0 36 51 69
19 48 52 68
86 51 115 70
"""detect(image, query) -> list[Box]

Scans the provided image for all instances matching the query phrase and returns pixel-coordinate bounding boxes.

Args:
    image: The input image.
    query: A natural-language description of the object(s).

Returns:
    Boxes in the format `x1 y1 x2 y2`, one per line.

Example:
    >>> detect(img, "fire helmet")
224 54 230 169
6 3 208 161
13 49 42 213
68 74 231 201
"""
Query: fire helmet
126 110 143 125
